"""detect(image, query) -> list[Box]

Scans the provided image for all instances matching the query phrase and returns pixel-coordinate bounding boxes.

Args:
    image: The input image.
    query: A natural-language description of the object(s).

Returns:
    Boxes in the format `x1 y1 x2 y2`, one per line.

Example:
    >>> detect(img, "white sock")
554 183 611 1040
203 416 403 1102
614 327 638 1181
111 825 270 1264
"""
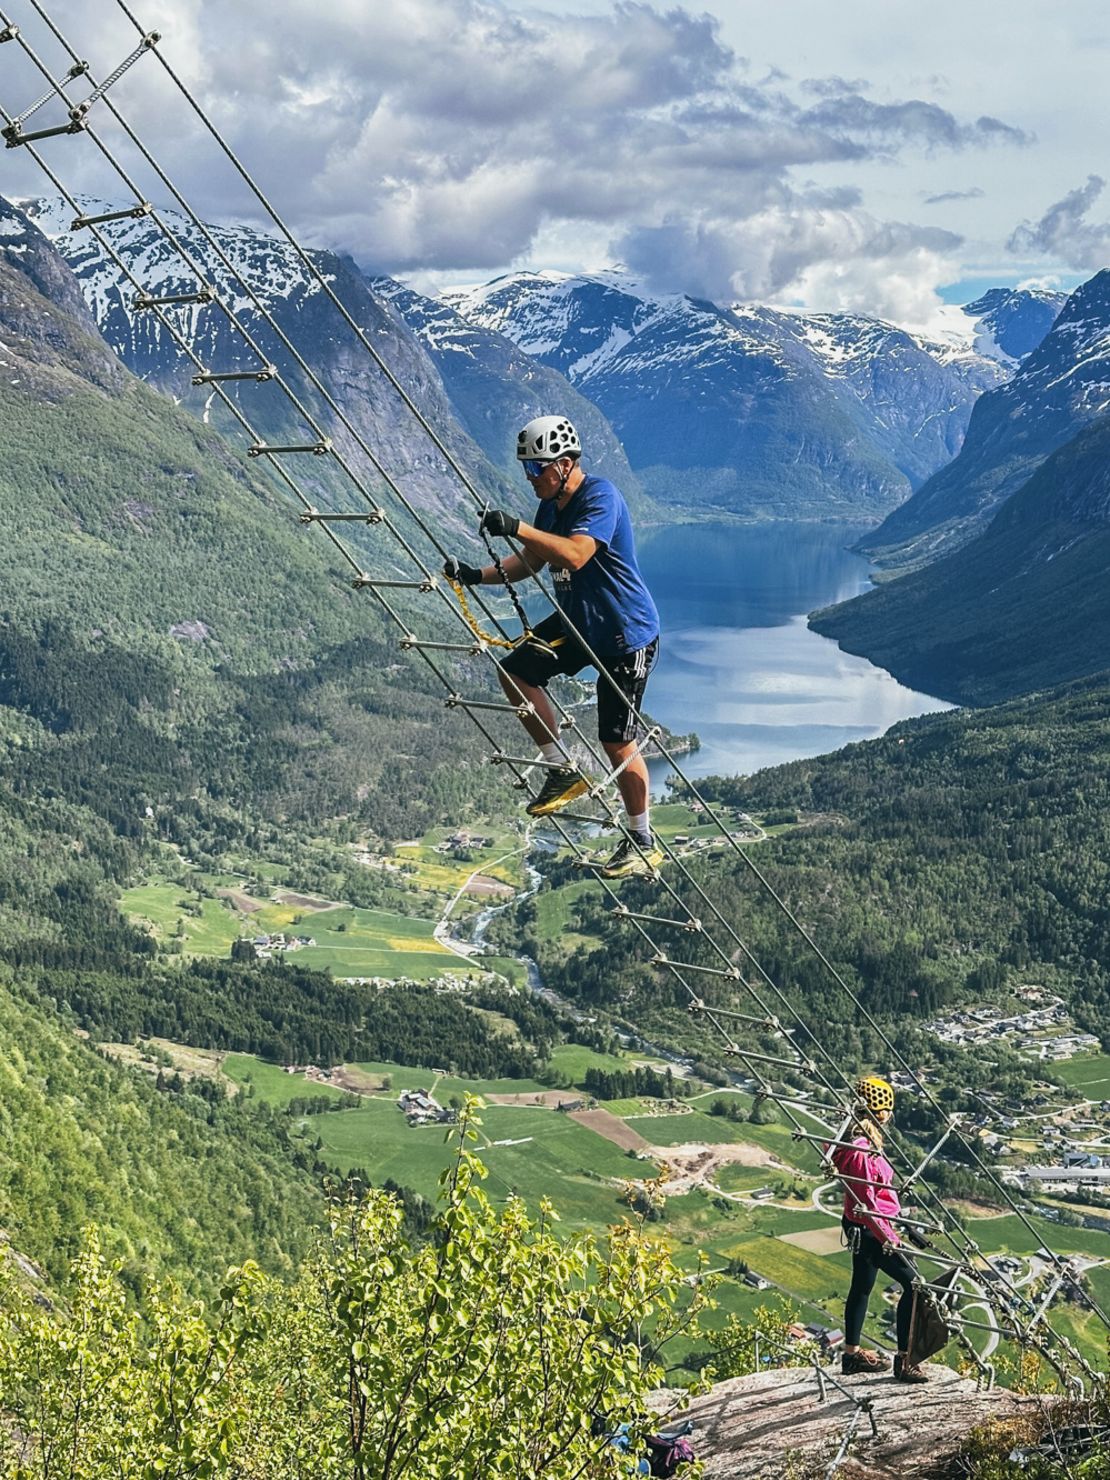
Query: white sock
539 741 564 765
628 810 651 839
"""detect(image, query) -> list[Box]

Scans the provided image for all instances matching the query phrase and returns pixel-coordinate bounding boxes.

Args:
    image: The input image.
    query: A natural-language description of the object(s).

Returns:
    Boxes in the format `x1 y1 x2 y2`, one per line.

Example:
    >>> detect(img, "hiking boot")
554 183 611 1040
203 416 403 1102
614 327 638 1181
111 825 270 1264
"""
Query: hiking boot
841 1349 890 1375
598 835 664 879
526 766 589 817
893 1355 929 1384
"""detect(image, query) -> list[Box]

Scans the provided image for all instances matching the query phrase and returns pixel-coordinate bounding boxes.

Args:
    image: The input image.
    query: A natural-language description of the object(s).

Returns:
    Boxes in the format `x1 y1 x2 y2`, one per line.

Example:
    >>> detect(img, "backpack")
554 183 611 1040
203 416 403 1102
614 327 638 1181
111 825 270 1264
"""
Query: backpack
644 1429 696 1477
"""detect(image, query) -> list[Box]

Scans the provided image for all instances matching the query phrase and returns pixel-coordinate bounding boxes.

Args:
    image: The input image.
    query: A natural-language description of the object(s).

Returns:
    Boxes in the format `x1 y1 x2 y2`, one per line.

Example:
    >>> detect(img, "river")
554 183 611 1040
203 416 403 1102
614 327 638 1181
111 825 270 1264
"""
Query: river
634 520 952 784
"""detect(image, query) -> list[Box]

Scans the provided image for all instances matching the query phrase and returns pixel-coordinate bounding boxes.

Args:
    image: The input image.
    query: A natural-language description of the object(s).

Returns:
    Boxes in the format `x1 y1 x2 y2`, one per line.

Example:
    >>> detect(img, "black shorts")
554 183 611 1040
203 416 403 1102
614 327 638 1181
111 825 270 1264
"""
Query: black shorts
499 613 658 745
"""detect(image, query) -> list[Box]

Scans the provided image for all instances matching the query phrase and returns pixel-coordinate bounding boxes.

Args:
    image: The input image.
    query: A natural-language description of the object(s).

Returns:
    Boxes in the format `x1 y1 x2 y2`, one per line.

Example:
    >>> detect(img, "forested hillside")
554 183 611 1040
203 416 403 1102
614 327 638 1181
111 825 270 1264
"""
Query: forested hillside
519 676 1110 1069
0 196 525 1294
0 970 323 1293
810 417 1110 705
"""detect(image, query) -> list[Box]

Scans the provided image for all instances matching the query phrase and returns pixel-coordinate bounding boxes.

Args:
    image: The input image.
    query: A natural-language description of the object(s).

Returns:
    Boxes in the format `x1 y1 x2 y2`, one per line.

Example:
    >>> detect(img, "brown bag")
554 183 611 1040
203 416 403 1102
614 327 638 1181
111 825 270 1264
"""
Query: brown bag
906 1264 959 1365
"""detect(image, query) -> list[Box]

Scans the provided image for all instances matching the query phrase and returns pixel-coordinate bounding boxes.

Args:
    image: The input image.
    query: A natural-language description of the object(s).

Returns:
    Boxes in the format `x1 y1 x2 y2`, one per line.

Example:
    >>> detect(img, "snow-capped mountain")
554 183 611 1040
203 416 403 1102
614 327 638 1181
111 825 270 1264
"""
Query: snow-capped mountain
368 277 647 509
862 272 1110 565
20 195 518 529
445 271 1018 520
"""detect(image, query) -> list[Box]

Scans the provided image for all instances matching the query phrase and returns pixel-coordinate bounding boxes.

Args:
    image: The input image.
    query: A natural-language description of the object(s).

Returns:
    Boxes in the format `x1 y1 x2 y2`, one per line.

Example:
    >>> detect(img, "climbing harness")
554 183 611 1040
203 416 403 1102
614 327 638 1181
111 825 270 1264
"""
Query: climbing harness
2 0 1104 1393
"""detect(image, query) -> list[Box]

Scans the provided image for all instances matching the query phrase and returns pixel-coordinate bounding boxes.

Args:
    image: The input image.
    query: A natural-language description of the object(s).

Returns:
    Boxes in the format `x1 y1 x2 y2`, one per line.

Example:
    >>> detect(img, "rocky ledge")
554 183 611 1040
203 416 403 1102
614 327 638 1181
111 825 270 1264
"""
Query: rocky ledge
660 1363 1052 1479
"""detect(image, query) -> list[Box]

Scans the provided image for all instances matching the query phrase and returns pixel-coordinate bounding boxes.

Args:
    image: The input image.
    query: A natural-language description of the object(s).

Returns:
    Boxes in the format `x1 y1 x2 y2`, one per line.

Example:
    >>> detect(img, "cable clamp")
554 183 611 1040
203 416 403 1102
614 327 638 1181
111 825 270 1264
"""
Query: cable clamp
0 25 19 42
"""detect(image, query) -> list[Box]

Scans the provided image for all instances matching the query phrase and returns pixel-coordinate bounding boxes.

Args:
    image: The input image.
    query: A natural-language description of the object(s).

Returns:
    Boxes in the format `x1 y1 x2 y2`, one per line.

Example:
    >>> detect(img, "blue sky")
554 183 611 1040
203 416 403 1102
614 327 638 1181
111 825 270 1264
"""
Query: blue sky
0 0 1106 327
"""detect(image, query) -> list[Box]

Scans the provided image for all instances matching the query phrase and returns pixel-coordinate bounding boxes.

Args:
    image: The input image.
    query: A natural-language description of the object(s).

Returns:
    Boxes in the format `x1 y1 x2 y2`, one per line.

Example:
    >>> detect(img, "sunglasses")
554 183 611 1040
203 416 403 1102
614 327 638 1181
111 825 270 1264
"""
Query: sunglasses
522 459 553 479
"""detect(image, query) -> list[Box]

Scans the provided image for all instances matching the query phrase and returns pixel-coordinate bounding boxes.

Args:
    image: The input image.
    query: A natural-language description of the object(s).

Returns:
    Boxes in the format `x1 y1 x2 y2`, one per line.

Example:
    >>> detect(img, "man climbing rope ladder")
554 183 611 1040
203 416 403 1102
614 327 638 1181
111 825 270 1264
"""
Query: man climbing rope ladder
444 415 662 879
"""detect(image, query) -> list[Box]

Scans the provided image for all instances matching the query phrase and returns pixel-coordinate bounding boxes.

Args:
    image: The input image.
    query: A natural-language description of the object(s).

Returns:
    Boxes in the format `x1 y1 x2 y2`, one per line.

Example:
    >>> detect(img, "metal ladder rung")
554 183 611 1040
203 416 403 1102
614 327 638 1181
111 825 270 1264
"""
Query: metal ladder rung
724 1046 816 1073
445 694 532 718
611 905 701 932
72 203 151 229
248 439 330 457
4 119 85 147
555 810 613 825
352 574 435 591
687 999 775 1028
193 365 275 384
651 954 741 980
300 508 384 524
488 752 576 773
401 635 483 655
134 287 214 309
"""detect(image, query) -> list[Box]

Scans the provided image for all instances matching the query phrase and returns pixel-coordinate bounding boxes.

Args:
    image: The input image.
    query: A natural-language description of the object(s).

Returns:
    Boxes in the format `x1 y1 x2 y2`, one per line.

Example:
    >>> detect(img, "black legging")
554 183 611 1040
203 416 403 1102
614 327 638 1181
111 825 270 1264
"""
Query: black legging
842 1217 918 1350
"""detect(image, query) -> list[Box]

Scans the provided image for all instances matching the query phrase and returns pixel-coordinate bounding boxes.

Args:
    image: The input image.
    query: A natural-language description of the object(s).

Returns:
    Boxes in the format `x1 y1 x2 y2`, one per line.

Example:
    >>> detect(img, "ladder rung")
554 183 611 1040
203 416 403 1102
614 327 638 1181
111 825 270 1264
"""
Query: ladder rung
248 439 330 457
558 810 613 825
611 905 701 932
352 575 435 591
488 752 574 772
651 954 741 980
729 1046 816 1073
445 694 532 718
401 636 482 655
299 508 384 524
3 118 85 147
193 365 275 384
72 202 151 229
134 287 214 309
687 1000 774 1028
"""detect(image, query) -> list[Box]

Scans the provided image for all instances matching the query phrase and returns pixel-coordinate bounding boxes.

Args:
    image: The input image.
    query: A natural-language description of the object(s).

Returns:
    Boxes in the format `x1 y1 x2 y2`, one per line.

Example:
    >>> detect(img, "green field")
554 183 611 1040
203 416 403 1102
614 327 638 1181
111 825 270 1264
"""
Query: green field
1053 1053 1110 1096
223 1054 347 1106
298 1099 651 1230
219 1046 1110 1378
120 879 471 980
120 883 240 955
293 905 455 978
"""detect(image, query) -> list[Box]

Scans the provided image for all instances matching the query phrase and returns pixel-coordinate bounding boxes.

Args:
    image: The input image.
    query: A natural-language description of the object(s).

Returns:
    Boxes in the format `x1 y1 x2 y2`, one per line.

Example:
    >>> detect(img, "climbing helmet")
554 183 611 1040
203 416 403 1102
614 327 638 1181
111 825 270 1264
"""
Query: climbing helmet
517 415 581 462
855 1075 895 1116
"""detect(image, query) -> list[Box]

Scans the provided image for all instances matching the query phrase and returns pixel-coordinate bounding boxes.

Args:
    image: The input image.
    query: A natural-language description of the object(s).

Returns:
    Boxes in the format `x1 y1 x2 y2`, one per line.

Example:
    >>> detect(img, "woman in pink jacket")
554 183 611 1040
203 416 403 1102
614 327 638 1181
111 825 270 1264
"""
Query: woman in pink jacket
831 1076 927 1383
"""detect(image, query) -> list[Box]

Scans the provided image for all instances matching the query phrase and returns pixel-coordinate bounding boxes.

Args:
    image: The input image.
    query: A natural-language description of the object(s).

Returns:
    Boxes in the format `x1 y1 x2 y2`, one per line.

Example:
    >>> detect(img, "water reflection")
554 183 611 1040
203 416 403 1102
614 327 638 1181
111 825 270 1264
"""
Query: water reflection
635 522 951 782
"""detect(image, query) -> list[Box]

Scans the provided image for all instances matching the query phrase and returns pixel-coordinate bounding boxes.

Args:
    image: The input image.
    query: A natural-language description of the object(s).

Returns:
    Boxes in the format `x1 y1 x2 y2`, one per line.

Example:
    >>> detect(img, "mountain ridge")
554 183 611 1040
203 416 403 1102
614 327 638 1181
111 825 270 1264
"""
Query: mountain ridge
860 271 1110 566
445 270 1050 521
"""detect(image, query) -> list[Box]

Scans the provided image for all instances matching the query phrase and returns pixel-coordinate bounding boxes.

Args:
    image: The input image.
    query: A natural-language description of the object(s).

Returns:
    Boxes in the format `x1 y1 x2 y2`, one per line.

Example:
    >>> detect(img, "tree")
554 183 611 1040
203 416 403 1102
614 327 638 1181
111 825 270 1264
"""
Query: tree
0 1104 708 1478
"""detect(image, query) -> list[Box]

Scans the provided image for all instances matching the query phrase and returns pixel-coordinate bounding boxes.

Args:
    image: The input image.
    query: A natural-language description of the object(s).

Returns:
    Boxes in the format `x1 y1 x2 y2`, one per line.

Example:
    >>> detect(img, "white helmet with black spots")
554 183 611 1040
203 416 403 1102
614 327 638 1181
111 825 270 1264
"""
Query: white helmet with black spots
517 415 581 462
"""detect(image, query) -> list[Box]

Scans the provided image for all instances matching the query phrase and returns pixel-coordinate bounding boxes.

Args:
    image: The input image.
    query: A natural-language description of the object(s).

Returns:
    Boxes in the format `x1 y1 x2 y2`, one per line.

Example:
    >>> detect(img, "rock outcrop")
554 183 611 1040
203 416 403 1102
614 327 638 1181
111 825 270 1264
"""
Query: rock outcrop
660 1364 1049 1479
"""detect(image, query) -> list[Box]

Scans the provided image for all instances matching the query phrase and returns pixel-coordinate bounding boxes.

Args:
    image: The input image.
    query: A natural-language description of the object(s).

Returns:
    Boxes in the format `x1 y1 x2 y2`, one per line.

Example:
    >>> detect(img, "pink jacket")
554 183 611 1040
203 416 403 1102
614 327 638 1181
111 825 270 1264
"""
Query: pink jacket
831 1134 901 1247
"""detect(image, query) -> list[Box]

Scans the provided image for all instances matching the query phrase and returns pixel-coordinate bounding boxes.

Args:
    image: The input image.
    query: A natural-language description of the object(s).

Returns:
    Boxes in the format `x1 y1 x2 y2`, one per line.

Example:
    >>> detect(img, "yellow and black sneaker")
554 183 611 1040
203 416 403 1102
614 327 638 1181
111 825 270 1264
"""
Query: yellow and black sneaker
598 835 664 879
526 766 589 818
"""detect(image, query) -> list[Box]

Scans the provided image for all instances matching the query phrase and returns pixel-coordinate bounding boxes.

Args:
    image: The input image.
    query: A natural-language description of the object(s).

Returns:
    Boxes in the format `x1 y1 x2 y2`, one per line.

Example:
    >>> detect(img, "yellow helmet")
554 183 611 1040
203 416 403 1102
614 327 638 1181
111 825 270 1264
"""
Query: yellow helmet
855 1075 894 1116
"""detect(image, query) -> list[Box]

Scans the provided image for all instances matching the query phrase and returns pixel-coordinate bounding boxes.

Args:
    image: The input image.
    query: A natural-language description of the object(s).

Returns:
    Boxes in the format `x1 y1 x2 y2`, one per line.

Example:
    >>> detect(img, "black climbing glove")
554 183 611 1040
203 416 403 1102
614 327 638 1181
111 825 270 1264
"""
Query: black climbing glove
906 1228 929 1250
479 507 520 539
443 556 483 587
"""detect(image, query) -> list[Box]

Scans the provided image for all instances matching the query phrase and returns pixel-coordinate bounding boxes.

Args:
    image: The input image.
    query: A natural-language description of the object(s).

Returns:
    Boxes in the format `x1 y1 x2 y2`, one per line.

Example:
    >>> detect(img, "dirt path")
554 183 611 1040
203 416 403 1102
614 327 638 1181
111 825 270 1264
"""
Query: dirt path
486 1090 584 1108
216 888 263 914
570 1108 652 1152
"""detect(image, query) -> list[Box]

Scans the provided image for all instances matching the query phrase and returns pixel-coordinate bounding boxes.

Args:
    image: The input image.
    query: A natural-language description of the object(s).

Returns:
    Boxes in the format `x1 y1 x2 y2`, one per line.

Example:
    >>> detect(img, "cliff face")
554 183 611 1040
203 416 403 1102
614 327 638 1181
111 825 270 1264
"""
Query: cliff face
663 1363 1050 1479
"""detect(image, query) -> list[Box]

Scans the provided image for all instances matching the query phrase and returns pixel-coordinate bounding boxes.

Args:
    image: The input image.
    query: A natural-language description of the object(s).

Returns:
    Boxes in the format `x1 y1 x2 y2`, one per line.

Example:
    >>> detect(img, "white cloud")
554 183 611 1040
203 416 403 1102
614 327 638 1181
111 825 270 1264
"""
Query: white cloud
1 0 1030 308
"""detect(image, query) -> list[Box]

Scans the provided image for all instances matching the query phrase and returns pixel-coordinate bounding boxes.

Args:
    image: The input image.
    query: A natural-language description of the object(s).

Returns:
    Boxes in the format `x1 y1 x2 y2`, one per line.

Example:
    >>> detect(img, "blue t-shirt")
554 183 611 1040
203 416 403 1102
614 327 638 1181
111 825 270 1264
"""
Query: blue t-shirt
534 475 659 656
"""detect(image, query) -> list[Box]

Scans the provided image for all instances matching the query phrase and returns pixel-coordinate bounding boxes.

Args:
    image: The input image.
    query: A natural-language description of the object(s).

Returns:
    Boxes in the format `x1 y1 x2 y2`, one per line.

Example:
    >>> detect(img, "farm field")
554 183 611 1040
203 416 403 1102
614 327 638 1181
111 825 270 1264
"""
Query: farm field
1053 1053 1110 1097
217 1040 1110 1380
120 877 480 980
